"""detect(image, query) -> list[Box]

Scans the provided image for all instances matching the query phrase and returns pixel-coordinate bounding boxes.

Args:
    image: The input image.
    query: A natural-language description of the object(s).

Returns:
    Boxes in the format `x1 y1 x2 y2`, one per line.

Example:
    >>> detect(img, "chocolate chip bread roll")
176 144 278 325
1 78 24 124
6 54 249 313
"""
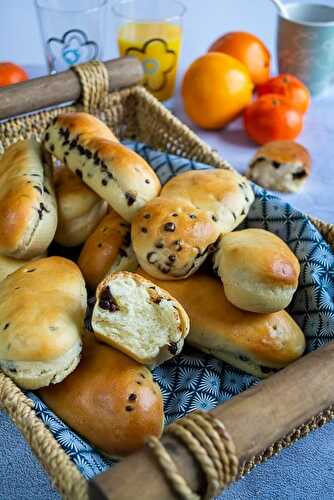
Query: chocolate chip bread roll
92 271 190 366
0 257 87 389
54 163 107 247
0 140 57 258
161 169 254 233
131 197 221 280
139 270 305 378
43 112 161 222
39 332 164 457
0 254 46 283
246 140 311 193
78 211 138 289
213 229 300 313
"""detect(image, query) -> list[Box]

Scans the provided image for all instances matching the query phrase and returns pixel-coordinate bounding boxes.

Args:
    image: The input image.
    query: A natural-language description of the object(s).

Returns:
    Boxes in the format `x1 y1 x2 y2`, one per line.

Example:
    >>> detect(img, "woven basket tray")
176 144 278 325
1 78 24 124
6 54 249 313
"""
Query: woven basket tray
0 62 333 500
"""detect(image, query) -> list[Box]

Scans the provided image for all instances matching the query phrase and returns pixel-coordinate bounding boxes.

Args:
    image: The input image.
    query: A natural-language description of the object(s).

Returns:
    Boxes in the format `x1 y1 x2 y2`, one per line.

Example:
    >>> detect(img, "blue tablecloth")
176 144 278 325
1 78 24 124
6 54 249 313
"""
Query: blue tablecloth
1 0 334 498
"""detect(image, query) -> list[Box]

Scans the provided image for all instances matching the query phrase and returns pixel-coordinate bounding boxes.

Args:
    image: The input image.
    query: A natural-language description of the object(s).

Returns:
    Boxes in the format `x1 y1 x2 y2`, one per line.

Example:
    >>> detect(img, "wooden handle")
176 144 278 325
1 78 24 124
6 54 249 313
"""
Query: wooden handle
88 340 334 499
0 57 144 120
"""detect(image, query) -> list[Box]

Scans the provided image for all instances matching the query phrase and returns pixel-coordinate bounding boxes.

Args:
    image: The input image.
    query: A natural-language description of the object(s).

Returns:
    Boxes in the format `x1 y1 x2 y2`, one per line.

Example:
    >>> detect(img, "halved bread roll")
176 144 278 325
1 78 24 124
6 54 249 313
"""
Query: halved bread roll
92 271 190 366
138 270 306 378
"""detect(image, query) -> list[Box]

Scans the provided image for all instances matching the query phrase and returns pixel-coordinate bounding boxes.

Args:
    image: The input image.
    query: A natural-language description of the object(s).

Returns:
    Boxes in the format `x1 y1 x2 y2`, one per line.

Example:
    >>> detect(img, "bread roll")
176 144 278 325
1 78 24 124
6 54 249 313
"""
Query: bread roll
38 332 164 457
0 257 86 389
0 139 57 258
92 271 190 366
0 254 46 283
131 197 221 280
138 270 305 378
43 113 161 222
53 163 107 247
213 229 300 313
161 169 254 233
246 140 311 193
78 211 138 289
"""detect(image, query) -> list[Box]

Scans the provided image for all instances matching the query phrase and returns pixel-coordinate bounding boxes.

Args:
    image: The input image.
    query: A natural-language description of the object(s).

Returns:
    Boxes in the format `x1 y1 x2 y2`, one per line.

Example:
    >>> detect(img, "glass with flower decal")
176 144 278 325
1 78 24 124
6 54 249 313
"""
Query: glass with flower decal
113 0 185 104
35 0 108 74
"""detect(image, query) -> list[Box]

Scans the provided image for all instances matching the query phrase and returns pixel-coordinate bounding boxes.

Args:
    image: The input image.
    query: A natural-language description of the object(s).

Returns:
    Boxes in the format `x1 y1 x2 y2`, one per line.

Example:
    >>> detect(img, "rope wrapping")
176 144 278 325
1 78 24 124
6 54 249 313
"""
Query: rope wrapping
146 412 239 499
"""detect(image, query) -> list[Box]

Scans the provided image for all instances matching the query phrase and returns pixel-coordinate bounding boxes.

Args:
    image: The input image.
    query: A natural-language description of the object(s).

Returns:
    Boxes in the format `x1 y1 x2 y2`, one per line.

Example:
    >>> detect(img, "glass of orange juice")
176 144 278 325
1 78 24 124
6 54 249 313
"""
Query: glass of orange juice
112 0 185 104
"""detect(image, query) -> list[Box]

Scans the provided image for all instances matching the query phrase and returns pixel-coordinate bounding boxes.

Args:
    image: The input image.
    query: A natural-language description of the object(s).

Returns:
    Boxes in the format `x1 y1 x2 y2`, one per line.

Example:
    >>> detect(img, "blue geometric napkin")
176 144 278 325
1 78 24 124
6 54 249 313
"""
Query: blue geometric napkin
29 141 334 480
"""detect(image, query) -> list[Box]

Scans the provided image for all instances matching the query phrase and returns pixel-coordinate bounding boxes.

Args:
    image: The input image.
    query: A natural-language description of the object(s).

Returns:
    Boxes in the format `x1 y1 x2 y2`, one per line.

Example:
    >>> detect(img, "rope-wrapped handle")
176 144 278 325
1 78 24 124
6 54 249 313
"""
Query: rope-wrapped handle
146 411 238 500
73 61 110 112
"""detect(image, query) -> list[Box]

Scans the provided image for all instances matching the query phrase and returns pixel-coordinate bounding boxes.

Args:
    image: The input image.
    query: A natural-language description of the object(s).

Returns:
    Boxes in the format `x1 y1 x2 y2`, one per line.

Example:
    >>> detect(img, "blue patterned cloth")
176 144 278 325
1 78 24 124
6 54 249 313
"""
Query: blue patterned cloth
29 142 334 484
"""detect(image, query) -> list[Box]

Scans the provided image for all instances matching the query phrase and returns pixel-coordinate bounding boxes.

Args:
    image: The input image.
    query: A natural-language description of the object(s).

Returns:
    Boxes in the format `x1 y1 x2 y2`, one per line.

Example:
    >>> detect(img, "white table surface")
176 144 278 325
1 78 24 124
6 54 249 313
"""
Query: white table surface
0 0 334 499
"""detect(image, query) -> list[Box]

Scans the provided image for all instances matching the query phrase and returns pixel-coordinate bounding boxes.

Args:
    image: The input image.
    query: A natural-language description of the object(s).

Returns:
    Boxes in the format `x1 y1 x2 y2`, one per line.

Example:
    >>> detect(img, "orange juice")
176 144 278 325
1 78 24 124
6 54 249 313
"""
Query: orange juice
118 22 182 101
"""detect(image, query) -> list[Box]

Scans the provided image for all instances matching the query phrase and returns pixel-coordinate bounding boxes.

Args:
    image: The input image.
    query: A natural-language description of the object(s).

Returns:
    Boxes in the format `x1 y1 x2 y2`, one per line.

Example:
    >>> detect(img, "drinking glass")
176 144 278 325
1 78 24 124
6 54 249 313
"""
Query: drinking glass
35 0 109 74
112 0 186 103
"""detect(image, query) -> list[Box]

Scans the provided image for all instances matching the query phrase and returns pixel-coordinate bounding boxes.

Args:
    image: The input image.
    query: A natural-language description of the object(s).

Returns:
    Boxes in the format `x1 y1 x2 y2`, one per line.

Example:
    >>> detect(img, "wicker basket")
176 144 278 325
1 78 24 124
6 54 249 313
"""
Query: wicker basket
0 62 333 500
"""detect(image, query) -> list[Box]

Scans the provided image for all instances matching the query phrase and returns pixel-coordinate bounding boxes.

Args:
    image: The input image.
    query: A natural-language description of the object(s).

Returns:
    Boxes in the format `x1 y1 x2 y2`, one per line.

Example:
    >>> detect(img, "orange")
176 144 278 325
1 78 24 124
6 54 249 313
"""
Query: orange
0 62 28 87
181 52 253 130
244 93 304 145
208 32 271 86
257 74 311 114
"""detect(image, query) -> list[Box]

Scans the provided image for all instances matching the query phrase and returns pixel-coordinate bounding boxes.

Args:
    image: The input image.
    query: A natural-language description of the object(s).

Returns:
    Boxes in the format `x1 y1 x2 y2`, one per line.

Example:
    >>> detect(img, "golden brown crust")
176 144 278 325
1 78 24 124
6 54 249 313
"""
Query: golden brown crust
216 229 300 286
138 270 305 367
252 140 311 174
43 113 161 221
38 332 164 457
53 112 119 143
131 197 221 280
161 169 254 233
0 140 57 257
53 164 107 247
0 256 87 362
78 211 137 289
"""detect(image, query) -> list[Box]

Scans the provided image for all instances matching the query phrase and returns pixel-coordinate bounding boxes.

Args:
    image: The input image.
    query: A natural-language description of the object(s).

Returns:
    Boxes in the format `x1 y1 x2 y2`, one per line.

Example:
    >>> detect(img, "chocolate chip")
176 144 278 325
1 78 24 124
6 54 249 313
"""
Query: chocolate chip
99 286 119 312
172 213 178 217
231 211 237 221
119 248 127 258
168 255 176 262
3 323 10 330
75 169 83 179
292 170 306 179
189 214 197 219
164 222 175 232
45 132 50 141
125 406 134 412
141 227 148 233
52 117 57 125
34 185 42 194
94 157 100 165
136 381 142 385
168 342 178 355
155 240 164 249
63 139 69 146
238 355 249 362
144 214 151 219
69 139 77 149
26 269 36 273
160 266 170 274
212 215 218 222
128 393 137 401
102 179 108 186
85 150 92 159
78 145 85 155
120 222 130 228
107 172 113 179
64 151 69 156
147 252 158 263
272 161 281 169
37 202 50 219
245 196 249 202
49 144 55 152
241 208 246 216
44 186 50 194
145 179 151 184
125 192 136 206
140 373 146 379
98 243 102 248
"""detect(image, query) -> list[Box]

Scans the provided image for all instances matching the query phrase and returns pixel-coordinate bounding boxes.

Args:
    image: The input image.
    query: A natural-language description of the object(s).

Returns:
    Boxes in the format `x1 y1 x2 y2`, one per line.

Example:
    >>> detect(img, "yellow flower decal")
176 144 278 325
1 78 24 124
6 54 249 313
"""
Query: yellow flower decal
126 38 176 92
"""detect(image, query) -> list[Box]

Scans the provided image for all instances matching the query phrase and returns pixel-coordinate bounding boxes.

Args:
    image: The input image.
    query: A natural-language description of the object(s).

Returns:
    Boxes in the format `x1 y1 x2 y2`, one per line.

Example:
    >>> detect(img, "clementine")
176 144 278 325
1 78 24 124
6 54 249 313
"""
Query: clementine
244 94 304 145
181 52 253 130
0 62 28 87
208 32 271 86
257 74 311 114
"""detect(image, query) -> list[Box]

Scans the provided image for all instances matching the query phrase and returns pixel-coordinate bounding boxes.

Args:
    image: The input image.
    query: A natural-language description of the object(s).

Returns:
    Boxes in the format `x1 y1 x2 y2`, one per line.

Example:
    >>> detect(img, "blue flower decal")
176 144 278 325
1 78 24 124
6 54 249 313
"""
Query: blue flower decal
47 29 99 71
